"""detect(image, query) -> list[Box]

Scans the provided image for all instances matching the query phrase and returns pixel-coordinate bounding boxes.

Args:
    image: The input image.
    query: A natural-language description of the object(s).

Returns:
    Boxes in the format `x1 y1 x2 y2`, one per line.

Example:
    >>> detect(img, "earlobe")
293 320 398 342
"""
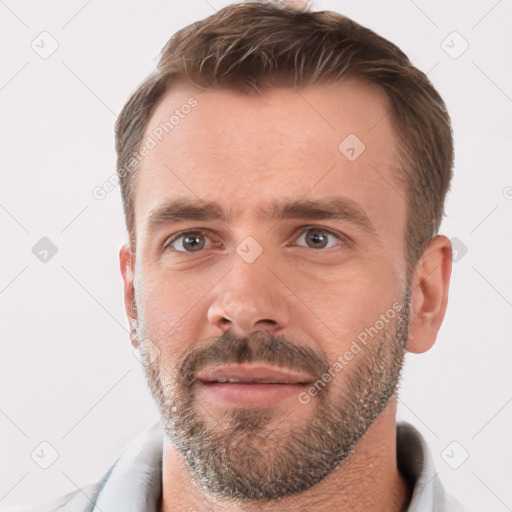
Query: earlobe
406 235 453 354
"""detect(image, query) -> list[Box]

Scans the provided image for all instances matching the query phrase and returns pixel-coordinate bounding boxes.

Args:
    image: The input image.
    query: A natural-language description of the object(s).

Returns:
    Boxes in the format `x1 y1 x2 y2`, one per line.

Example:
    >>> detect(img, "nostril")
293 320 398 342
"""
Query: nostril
258 319 277 327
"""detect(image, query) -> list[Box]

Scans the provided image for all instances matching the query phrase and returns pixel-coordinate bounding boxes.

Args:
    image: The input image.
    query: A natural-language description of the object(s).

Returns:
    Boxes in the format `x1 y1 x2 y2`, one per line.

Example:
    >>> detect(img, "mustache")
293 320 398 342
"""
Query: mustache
175 330 330 388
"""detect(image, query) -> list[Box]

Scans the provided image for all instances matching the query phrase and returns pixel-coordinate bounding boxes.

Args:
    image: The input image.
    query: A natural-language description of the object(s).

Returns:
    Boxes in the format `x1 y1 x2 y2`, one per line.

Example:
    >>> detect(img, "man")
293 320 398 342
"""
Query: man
8 1 472 511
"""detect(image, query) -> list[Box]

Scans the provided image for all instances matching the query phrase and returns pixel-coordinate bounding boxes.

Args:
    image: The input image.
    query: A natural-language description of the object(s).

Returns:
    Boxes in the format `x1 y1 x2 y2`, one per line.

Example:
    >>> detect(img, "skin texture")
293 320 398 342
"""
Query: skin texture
119 78 453 511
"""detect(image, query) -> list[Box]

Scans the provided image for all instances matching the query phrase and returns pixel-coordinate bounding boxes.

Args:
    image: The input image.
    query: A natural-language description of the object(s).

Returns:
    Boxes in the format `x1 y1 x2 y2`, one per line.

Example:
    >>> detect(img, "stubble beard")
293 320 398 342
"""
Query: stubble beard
134 288 412 501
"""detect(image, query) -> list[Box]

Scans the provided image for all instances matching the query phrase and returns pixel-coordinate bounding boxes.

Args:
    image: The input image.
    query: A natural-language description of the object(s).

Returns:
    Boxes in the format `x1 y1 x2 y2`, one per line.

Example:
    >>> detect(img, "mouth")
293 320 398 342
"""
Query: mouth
195 363 314 385
194 363 314 407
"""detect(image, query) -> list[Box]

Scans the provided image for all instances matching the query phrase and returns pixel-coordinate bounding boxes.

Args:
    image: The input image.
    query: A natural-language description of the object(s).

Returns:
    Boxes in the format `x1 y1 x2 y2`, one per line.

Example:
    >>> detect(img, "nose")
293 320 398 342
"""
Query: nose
207 254 291 337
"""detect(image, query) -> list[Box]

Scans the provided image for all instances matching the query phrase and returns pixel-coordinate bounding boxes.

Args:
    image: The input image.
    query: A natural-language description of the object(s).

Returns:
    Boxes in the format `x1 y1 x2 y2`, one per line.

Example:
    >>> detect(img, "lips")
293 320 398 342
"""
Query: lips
195 363 314 385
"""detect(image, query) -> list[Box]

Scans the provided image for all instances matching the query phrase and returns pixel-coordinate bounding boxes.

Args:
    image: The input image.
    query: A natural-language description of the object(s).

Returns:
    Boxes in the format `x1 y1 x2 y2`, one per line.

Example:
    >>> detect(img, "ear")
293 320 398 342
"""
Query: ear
119 242 138 348
406 235 453 354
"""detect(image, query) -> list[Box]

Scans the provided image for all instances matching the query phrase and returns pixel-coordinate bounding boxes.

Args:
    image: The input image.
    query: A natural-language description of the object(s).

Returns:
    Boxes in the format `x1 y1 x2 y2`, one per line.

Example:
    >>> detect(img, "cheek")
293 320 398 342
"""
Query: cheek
296 267 402 363
139 277 210 356
296 261 396 322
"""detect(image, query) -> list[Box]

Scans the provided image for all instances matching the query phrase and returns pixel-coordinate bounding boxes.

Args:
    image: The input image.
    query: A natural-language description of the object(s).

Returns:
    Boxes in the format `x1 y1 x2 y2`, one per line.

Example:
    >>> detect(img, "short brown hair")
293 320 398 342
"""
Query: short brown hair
115 1 454 276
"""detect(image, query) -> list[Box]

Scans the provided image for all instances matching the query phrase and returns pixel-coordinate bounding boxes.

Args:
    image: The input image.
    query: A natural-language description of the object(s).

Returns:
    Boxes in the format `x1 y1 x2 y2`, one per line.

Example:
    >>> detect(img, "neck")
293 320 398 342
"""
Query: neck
160 395 412 512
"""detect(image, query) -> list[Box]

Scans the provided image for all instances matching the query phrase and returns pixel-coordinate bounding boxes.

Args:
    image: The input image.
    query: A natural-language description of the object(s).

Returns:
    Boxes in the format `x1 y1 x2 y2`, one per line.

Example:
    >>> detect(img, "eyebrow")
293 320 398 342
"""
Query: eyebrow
145 197 377 235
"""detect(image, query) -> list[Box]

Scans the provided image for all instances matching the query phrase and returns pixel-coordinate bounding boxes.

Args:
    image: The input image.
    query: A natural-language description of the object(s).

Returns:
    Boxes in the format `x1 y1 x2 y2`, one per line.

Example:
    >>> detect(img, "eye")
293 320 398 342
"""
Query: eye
292 227 347 250
162 226 348 254
163 230 218 253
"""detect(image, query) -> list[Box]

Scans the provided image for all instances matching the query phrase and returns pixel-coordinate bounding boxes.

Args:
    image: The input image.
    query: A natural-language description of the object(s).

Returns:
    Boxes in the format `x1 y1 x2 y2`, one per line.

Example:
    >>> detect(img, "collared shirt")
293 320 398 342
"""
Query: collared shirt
3 420 472 512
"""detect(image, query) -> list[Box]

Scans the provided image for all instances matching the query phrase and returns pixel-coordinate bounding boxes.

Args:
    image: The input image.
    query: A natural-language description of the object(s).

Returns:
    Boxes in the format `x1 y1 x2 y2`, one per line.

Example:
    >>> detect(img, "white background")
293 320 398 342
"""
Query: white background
1 0 511 510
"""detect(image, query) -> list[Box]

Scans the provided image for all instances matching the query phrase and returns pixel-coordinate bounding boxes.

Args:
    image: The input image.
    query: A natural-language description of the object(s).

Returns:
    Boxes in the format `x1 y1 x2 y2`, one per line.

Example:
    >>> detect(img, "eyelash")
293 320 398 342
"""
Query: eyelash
162 226 350 254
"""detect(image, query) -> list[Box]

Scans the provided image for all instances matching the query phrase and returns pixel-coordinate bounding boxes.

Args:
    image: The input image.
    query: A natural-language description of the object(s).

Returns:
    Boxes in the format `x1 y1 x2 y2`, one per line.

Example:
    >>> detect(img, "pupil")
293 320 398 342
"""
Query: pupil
308 231 327 248
184 234 204 251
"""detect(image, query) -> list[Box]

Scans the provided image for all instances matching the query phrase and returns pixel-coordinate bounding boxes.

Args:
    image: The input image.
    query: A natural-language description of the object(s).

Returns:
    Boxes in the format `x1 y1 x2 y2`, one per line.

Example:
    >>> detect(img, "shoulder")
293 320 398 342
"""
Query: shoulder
0 422 162 512
0 479 104 512
444 492 475 512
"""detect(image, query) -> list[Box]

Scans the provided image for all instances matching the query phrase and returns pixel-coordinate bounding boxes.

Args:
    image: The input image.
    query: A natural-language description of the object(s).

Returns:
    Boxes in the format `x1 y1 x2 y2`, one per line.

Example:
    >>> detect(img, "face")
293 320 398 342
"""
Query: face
127 78 413 499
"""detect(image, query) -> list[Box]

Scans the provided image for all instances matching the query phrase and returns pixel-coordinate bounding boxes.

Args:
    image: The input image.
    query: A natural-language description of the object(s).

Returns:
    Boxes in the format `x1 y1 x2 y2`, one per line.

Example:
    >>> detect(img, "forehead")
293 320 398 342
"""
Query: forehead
133 78 407 252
